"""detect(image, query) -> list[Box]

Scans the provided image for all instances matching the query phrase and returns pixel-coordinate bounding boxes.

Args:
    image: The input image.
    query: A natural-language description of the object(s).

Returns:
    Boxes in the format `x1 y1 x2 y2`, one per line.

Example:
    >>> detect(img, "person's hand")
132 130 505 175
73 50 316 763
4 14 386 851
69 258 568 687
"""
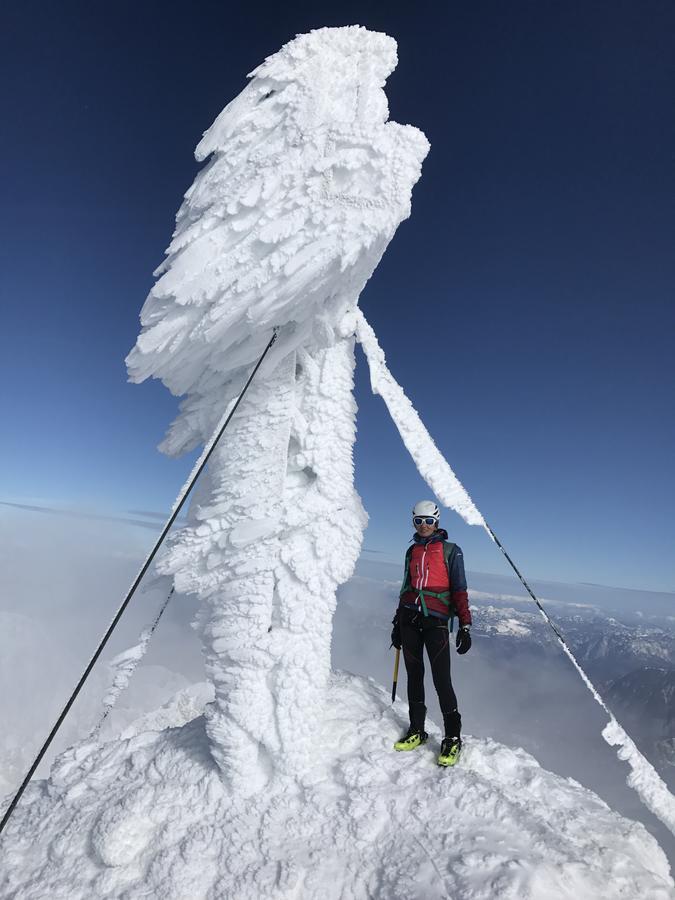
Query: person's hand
391 612 402 650
456 626 471 655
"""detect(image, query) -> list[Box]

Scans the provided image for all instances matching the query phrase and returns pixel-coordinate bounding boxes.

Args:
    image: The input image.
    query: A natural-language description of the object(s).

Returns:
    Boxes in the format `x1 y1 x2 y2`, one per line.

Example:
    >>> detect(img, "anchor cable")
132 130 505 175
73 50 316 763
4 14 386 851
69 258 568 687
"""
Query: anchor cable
0 329 278 838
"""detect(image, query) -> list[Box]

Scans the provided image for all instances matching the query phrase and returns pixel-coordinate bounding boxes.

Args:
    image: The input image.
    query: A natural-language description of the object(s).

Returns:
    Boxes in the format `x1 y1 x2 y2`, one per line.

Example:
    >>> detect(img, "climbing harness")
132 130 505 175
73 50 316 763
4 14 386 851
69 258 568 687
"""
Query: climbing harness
399 540 456 620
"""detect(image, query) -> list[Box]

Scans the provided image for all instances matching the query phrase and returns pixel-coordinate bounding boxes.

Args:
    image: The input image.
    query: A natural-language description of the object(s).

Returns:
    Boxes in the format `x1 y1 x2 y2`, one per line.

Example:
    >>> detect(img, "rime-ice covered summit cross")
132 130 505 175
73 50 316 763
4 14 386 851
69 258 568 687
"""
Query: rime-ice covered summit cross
1 27 674 898
126 25 441 794
124 25 675 844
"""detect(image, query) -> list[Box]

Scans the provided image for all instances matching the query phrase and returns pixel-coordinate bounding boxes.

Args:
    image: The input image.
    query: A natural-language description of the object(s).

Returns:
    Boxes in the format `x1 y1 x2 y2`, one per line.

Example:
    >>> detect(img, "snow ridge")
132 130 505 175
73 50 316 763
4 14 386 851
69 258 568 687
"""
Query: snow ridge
1 674 672 900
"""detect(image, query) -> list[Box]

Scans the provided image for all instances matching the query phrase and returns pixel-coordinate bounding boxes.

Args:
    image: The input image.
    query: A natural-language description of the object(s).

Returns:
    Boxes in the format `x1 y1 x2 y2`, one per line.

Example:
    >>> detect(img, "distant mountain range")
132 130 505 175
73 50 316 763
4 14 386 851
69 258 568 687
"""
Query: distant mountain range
351 557 675 795
472 593 675 682
606 667 675 783
469 591 675 787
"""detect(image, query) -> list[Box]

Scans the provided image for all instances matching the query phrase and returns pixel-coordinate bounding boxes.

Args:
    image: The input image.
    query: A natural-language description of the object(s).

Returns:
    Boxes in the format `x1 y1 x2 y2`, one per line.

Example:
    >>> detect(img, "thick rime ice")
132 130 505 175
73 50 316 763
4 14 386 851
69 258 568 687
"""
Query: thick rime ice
157 342 366 792
355 310 485 526
125 26 428 790
603 719 675 834
1 675 672 899
126 25 428 458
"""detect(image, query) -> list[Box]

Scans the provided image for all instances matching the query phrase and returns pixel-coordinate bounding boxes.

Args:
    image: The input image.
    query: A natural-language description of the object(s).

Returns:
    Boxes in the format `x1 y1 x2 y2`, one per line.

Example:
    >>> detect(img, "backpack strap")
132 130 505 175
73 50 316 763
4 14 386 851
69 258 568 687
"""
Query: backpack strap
442 541 457 569
443 541 457 630
399 546 413 598
399 546 441 616
399 541 457 618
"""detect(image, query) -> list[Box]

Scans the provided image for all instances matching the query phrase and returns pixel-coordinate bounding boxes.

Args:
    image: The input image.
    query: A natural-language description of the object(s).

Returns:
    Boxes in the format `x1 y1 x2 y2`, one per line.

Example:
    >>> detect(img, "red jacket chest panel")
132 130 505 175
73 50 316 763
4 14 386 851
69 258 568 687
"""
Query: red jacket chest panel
410 541 450 591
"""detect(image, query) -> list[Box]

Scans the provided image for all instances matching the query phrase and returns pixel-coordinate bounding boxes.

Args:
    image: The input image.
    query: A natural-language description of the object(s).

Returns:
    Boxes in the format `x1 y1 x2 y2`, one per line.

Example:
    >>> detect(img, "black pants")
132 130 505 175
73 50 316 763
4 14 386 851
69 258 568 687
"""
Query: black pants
399 605 462 738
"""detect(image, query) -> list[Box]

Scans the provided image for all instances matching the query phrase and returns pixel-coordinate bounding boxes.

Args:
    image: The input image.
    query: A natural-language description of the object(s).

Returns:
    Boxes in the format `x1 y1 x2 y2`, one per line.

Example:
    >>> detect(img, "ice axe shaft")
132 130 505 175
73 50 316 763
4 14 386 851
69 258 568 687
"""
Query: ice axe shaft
391 647 400 703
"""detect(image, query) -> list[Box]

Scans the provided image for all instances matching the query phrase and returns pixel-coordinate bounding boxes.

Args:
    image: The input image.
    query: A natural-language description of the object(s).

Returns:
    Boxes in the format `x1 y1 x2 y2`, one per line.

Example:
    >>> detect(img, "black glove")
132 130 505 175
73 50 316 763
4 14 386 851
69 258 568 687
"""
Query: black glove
456 626 472 655
391 612 402 650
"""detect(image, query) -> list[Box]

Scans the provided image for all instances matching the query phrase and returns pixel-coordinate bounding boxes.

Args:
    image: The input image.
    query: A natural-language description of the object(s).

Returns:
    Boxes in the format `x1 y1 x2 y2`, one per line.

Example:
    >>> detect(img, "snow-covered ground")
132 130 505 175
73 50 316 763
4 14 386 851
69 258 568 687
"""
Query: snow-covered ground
2 548 675 896
0 500 675 900
2 505 675 886
2 672 672 899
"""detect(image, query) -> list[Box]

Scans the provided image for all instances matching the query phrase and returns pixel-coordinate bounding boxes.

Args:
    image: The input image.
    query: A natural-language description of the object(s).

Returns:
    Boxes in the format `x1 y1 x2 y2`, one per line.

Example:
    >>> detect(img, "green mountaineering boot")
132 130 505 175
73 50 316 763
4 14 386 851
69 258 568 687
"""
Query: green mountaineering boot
438 736 461 767
394 727 428 751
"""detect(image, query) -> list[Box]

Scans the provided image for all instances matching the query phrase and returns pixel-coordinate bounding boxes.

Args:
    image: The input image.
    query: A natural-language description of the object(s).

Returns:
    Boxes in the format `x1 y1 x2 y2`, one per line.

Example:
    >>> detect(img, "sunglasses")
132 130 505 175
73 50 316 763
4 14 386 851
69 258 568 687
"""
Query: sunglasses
413 517 437 527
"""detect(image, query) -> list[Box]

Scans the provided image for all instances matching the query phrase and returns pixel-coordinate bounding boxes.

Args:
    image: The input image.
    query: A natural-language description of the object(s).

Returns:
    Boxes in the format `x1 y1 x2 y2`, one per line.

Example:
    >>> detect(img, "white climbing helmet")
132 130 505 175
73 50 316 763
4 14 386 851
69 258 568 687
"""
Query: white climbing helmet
412 500 440 521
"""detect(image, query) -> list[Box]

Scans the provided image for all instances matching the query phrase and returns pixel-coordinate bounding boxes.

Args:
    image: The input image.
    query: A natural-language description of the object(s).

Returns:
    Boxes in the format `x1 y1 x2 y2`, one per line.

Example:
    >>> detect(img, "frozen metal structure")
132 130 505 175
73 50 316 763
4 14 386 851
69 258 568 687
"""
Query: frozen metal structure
127 26 435 793
127 27 675 840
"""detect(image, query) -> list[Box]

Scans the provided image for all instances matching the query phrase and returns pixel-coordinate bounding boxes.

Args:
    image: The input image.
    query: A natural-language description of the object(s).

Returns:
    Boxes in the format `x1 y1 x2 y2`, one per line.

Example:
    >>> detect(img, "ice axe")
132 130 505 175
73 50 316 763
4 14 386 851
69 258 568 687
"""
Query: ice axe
391 647 400 703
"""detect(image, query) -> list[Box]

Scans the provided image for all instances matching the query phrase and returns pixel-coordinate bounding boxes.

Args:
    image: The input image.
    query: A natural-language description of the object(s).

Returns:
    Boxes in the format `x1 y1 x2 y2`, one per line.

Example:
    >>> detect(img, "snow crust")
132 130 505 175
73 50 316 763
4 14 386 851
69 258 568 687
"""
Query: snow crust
2 673 672 900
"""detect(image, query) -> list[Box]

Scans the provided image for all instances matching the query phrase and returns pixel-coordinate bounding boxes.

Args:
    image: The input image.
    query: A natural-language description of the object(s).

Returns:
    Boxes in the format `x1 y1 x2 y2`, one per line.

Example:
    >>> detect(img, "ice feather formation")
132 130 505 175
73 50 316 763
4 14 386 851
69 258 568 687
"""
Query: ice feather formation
126 25 429 458
125 25 429 792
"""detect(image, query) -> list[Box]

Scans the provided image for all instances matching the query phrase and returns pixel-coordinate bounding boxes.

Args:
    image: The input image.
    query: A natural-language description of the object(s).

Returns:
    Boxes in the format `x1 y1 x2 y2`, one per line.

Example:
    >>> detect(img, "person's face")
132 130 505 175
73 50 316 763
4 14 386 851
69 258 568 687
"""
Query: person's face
413 516 437 538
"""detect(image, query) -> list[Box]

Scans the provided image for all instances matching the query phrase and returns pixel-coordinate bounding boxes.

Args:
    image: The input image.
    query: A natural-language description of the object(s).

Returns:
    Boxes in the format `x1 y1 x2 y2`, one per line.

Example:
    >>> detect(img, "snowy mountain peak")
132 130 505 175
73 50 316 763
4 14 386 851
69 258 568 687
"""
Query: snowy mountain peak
1 673 671 899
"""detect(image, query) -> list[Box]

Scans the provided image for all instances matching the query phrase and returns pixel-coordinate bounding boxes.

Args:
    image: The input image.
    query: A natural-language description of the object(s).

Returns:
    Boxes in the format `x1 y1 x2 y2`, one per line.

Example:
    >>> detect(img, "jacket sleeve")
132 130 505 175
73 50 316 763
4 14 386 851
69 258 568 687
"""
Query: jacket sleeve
449 546 472 626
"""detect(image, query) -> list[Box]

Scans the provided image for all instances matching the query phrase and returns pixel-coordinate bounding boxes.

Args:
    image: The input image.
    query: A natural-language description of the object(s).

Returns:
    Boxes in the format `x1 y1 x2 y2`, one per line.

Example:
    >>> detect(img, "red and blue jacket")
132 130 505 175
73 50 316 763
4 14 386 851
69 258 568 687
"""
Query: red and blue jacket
398 529 472 626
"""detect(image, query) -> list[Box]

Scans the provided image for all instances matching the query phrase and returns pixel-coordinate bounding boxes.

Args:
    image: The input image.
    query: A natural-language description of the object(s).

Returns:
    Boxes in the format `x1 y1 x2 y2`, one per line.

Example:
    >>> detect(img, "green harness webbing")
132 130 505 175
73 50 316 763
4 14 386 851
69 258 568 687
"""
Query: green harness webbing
399 541 457 628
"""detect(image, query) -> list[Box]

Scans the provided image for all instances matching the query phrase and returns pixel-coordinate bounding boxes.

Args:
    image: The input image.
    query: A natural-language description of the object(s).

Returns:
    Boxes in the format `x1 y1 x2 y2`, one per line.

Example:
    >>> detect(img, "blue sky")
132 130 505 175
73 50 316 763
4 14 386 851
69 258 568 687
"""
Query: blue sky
1 1 673 592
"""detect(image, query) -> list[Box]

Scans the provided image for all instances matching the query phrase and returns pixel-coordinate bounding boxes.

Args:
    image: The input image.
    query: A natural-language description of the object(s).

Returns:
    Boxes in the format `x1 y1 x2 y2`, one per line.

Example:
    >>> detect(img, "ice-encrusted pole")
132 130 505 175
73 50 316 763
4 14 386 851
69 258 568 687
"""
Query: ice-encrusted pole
356 308 675 837
127 26 429 793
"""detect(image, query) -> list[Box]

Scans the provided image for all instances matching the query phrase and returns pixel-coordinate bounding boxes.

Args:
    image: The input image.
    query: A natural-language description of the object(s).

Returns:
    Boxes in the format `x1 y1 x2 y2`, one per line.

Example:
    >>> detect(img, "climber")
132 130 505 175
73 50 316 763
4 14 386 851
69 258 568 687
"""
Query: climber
391 500 472 766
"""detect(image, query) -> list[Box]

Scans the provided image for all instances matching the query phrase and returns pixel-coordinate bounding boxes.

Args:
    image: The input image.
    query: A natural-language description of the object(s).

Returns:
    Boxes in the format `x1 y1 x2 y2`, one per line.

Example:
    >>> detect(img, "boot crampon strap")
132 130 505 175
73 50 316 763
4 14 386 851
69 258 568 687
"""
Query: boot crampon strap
438 736 461 767
393 729 428 751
